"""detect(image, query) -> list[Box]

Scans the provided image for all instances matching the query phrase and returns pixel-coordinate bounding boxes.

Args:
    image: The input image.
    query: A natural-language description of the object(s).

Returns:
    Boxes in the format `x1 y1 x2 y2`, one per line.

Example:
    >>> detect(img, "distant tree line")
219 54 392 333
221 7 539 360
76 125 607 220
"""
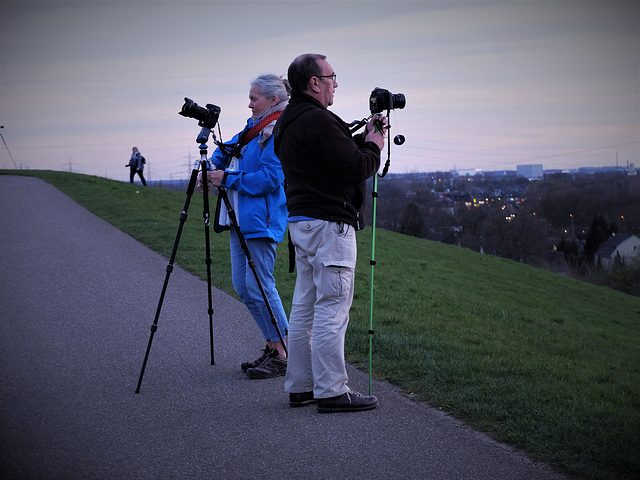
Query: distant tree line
365 171 640 296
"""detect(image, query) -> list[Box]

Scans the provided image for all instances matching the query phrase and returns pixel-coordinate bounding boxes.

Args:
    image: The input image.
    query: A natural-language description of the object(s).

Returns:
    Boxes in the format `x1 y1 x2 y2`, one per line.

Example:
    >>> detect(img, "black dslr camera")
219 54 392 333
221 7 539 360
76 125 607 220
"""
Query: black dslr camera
179 97 221 129
369 87 406 114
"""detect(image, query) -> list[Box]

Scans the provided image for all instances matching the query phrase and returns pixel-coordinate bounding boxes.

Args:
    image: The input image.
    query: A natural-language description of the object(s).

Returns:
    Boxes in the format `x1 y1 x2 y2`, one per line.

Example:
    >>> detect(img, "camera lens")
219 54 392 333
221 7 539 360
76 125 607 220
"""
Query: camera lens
179 98 207 122
391 93 406 110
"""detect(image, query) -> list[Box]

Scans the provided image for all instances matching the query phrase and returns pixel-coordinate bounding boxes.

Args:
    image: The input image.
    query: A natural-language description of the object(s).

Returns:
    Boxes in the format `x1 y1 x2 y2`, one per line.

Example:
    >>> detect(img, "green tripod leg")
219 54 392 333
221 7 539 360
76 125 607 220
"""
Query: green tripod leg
368 108 392 396
368 173 379 396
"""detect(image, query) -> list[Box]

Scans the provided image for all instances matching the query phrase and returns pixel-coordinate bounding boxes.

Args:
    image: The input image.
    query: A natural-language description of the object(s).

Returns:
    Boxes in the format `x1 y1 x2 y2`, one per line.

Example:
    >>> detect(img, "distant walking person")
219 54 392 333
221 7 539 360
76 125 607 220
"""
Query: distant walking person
128 147 147 186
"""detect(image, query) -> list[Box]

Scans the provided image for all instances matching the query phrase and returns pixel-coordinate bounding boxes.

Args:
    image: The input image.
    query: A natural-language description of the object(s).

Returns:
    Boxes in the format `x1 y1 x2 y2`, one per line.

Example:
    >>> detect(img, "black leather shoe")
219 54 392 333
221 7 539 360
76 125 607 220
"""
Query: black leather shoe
317 390 378 413
289 392 316 407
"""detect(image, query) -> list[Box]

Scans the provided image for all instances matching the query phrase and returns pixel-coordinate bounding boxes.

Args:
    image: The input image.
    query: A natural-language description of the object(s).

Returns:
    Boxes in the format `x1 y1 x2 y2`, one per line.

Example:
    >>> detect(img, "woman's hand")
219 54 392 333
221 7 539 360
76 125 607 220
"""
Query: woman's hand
206 170 225 187
198 169 225 191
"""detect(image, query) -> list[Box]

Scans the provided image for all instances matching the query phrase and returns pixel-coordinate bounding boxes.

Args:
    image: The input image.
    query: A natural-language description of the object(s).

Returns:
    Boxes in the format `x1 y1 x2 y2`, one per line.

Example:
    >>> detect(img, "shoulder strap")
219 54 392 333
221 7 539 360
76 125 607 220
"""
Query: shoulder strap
239 111 282 149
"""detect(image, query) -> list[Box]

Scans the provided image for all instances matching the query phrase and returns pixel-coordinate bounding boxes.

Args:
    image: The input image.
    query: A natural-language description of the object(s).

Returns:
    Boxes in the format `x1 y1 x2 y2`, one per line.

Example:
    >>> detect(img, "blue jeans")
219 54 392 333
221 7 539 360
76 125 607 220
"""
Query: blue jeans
230 229 288 343
284 219 356 399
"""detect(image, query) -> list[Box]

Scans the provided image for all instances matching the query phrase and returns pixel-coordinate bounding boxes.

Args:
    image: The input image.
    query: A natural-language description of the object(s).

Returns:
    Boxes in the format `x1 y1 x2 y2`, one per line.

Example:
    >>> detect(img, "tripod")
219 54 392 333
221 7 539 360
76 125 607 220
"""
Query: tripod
135 126 287 393
350 110 394 396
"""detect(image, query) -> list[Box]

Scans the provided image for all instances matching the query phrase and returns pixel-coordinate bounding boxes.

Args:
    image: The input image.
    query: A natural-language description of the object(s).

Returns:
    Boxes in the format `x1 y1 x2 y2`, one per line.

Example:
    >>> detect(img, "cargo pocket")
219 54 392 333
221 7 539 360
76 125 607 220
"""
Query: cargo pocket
321 260 355 299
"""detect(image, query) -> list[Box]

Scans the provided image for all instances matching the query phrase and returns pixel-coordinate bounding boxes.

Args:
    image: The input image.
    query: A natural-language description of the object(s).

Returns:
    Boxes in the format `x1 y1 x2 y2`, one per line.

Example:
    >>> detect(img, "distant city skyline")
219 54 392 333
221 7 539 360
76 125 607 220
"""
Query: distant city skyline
1 0 638 182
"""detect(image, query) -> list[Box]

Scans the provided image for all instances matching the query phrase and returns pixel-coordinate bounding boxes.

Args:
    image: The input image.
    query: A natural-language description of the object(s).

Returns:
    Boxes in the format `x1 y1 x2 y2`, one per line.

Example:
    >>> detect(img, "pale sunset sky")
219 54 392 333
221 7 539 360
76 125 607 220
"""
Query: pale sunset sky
1 0 638 181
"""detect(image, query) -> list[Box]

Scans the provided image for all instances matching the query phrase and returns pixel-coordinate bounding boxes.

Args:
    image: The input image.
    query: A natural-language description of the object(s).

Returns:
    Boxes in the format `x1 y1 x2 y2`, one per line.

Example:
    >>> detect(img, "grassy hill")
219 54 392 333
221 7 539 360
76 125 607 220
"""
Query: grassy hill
3 170 639 480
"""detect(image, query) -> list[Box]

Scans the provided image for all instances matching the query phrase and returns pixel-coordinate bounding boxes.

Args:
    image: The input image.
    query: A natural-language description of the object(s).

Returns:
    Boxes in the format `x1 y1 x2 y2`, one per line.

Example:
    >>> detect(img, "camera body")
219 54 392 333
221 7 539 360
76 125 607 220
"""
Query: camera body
179 97 221 129
369 87 406 114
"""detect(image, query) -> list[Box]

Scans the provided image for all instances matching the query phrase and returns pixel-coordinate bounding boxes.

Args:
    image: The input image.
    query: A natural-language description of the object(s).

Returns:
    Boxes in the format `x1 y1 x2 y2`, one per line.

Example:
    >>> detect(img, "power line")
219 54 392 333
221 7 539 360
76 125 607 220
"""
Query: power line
0 127 18 168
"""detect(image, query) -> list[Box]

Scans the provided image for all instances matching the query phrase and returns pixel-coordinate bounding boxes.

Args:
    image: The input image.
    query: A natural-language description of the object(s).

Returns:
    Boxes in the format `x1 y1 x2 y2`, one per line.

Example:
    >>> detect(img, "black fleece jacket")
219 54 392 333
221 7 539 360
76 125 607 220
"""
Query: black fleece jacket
274 92 381 230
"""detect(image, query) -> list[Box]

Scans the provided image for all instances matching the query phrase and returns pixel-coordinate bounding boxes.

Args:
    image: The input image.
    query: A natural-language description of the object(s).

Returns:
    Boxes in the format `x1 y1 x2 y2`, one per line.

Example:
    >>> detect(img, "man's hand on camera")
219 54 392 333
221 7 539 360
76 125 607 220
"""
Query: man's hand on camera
365 114 387 150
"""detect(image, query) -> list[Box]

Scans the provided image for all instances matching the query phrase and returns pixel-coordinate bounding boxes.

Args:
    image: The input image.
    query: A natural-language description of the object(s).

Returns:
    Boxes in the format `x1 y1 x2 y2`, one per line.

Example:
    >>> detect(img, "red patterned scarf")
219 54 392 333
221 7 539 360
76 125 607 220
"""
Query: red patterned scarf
239 111 282 149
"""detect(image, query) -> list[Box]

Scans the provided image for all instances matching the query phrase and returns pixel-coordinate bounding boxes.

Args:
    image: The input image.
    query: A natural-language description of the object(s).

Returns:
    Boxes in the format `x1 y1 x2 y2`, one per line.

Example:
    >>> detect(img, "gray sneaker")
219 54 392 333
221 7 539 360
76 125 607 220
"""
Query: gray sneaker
246 350 287 379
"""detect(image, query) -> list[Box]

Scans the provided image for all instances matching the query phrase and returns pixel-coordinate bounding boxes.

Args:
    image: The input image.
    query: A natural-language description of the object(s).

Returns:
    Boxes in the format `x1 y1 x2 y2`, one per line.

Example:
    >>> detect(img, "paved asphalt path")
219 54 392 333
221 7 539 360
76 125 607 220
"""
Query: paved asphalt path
0 176 568 480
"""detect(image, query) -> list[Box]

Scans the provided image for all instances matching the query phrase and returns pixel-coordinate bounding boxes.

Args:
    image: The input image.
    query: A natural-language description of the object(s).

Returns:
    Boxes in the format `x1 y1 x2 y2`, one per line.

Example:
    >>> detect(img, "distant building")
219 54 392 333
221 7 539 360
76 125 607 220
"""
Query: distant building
517 164 543 180
627 163 637 176
595 234 640 269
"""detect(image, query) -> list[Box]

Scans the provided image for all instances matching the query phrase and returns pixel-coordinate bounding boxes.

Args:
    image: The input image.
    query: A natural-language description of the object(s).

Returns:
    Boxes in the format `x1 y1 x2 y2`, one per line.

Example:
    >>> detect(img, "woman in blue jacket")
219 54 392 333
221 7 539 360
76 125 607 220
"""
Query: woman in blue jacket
201 74 290 379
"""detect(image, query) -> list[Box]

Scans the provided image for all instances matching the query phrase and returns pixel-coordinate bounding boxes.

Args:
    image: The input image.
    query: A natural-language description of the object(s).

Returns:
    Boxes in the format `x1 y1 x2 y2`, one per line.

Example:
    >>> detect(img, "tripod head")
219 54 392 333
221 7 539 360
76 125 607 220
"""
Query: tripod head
197 127 212 146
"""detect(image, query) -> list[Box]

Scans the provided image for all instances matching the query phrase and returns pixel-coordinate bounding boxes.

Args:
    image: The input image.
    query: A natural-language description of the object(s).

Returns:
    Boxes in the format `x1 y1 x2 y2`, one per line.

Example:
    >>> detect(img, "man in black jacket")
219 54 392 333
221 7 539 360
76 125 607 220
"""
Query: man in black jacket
274 53 387 413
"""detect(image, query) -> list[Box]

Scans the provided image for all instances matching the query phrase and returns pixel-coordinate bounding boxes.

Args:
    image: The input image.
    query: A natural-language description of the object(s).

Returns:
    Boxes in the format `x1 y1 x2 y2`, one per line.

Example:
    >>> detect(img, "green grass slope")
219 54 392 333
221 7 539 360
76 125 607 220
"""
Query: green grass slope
3 170 639 480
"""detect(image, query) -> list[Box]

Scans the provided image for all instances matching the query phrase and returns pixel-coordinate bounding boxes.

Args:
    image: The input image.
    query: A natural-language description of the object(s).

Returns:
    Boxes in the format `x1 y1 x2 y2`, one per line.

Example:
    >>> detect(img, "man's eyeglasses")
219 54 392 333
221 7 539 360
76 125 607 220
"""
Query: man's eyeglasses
315 74 337 82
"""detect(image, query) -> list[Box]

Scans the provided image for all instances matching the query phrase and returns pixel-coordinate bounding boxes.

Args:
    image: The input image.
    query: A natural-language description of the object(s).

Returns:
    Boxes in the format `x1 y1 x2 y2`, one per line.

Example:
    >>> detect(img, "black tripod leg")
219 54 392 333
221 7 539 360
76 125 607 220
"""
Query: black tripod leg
217 187 288 355
135 167 200 394
200 161 215 365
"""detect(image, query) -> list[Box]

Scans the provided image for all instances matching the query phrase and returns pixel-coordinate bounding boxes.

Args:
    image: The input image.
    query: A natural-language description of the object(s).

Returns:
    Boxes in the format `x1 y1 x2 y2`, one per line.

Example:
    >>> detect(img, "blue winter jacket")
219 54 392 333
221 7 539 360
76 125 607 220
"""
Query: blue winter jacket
208 117 288 243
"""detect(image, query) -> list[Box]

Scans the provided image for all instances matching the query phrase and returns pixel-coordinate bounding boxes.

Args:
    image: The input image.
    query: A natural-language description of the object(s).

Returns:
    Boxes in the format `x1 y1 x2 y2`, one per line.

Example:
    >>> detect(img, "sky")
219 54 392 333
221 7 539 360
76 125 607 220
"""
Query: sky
1 0 638 182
